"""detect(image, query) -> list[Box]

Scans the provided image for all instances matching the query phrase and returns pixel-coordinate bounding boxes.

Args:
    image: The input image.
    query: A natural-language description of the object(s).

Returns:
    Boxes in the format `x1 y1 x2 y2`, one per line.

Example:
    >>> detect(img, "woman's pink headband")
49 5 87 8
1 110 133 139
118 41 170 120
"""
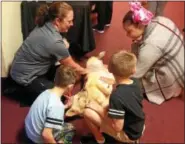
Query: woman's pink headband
129 1 154 25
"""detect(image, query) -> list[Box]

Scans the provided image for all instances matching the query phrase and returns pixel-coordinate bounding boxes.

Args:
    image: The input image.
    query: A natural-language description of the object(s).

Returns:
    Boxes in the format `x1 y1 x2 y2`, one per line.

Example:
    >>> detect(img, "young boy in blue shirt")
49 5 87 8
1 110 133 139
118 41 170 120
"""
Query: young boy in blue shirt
25 65 77 144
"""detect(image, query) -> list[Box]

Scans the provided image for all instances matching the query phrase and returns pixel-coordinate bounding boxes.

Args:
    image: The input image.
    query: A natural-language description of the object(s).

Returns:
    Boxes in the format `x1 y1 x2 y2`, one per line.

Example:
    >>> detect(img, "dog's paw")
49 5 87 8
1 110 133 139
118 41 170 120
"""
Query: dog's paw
98 51 106 59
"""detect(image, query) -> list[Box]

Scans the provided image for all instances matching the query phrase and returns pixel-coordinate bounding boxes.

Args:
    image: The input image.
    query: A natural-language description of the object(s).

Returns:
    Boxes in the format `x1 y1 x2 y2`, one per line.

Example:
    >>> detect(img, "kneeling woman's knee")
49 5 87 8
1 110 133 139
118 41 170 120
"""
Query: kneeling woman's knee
83 108 94 119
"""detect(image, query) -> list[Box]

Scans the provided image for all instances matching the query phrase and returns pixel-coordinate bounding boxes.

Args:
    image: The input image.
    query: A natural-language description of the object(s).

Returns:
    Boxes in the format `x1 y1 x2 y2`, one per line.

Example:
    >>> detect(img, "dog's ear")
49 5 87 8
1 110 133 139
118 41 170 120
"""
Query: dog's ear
97 51 106 59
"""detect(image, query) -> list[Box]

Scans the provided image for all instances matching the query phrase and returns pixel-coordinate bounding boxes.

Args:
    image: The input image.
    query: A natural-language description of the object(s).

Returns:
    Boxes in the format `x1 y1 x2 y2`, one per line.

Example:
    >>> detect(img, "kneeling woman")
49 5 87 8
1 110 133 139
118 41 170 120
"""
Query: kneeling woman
122 2 184 104
10 2 87 102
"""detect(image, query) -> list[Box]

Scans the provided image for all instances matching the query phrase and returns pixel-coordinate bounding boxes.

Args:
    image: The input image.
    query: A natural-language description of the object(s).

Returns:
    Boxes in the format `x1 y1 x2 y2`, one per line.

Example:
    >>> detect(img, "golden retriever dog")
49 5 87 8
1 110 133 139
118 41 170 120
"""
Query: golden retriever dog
66 52 115 117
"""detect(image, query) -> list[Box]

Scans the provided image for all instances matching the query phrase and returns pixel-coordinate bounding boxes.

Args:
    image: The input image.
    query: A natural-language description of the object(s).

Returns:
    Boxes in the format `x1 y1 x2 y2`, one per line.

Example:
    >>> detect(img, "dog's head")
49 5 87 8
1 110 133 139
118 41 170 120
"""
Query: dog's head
65 90 89 117
86 51 106 72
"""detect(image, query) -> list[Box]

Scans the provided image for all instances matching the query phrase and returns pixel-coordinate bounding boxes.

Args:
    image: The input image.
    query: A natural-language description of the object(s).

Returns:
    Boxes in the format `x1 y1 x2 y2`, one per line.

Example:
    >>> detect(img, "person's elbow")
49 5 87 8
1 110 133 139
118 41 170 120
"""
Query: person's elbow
42 128 54 142
42 130 47 139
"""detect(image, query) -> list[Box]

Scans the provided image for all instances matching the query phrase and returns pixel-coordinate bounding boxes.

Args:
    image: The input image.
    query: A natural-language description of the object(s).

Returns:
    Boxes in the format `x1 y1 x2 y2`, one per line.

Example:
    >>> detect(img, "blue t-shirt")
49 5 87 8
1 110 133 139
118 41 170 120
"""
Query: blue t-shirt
25 90 65 143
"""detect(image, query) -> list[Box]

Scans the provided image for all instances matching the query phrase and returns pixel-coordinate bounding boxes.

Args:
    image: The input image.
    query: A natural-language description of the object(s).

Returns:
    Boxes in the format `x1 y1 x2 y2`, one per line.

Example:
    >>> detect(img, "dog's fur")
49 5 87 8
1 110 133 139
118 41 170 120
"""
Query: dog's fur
66 52 115 117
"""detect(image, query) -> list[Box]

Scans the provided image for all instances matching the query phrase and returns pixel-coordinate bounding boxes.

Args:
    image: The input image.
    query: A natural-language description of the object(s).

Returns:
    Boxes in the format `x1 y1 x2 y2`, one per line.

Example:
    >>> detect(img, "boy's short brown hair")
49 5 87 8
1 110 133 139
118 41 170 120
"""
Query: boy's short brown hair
108 50 137 78
54 65 77 87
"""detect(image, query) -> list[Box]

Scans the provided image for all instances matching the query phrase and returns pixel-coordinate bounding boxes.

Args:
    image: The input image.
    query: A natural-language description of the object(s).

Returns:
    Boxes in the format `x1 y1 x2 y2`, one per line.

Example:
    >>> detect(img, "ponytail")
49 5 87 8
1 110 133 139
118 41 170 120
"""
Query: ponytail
35 4 50 27
35 2 73 27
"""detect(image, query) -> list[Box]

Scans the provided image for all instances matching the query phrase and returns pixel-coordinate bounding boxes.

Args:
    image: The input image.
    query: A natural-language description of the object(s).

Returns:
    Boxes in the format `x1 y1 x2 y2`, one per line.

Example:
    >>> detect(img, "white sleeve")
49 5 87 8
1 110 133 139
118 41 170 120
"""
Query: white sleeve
44 105 65 130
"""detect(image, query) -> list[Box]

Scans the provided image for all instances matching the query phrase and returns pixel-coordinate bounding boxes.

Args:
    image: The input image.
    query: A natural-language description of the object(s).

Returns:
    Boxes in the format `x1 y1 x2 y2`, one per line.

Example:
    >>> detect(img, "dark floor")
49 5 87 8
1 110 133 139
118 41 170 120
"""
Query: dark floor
2 2 184 143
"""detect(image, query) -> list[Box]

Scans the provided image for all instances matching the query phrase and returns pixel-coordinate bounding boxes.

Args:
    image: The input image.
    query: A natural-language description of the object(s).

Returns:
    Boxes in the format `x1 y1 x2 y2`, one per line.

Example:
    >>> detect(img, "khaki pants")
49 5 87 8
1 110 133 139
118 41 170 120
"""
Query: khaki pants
100 116 145 143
